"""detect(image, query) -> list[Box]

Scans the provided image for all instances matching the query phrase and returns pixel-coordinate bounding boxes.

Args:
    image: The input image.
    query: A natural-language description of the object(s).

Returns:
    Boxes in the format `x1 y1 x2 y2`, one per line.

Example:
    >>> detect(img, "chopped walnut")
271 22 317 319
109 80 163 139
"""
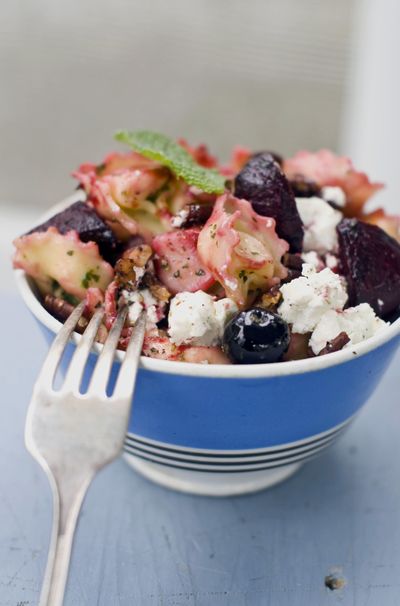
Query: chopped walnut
114 242 172 316
122 244 153 267
115 257 138 287
142 272 171 303
115 244 154 290
257 285 282 310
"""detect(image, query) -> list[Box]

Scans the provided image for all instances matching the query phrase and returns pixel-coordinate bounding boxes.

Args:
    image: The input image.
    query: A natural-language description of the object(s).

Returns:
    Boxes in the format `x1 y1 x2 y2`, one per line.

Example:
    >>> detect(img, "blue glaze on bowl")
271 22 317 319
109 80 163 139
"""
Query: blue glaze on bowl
14 193 400 493
37 321 400 451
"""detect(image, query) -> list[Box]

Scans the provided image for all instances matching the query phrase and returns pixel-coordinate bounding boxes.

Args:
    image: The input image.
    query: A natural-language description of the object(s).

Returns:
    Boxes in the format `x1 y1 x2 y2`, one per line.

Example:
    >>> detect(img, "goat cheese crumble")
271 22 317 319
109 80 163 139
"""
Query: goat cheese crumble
301 251 324 271
168 291 238 346
321 186 346 208
325 252 339 271
310 303 388 355
278 264 348 333
123 288 159 326
301 251 339 273
295 196 342 253
171 208 189 228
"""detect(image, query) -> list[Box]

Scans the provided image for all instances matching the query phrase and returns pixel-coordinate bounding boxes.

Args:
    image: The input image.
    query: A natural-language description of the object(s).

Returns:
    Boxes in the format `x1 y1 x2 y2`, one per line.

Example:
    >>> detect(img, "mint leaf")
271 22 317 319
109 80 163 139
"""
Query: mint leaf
115 130 226 194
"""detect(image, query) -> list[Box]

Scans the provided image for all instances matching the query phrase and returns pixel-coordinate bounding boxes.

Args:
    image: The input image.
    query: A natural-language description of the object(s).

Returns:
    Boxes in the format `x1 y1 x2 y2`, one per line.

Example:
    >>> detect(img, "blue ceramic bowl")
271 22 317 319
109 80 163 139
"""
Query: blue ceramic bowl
15 195 400 496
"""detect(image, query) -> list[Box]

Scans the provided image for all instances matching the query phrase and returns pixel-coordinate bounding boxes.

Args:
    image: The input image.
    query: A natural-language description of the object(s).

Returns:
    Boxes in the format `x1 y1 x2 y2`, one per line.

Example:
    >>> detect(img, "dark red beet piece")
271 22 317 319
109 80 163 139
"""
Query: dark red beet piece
234 153 304 252
27 201 118 261
337 218 400 318
179 203 214 228
121 234 146 253
251 150 283 167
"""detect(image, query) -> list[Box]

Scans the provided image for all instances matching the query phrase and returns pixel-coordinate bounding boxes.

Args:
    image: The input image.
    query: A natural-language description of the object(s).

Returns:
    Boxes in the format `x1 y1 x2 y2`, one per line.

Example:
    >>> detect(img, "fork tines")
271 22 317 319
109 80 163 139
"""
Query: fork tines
36 302 145 399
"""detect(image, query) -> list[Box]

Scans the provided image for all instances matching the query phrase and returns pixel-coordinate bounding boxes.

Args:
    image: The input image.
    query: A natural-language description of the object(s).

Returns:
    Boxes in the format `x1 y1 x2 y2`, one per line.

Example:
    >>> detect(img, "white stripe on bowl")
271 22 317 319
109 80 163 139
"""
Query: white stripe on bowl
124 423 349 463
123 433 341 472
125 416 354 458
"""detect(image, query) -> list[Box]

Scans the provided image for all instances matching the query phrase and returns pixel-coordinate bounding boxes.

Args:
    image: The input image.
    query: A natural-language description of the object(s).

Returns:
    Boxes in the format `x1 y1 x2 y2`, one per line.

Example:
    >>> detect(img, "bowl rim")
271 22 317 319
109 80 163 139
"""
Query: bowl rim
13 191 400 379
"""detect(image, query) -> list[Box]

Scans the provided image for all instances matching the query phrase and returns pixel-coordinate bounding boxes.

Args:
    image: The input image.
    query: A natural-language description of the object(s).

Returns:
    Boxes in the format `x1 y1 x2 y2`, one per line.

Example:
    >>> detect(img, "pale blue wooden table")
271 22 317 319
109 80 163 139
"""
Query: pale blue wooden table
1 293 399 606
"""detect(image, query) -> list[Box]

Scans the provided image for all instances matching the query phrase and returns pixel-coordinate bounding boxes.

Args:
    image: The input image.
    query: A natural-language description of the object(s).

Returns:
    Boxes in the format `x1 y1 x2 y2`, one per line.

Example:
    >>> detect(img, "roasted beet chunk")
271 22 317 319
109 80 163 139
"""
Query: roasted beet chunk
27 201 118 261
337 218 400 317
179 203 214 228
251 150 283 167
234 153 304 252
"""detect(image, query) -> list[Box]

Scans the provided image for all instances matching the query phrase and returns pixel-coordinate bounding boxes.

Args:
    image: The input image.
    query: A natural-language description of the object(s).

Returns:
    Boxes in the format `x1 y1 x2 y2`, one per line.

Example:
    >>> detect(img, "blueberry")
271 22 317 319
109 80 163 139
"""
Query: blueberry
222 308 290 364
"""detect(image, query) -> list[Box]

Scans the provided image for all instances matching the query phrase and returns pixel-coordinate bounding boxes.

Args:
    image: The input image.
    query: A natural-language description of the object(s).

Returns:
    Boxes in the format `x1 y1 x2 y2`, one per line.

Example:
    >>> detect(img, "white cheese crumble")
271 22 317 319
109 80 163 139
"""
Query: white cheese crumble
123 288 159 326
309 303 388 355
295 196 342 253
171 209 189 228
278 264 348 334
301 251 324 271
168 291 238 346
214 298 239 339
300 251 339 273
325 252 339 271
321 186 346 208
133 265 146 282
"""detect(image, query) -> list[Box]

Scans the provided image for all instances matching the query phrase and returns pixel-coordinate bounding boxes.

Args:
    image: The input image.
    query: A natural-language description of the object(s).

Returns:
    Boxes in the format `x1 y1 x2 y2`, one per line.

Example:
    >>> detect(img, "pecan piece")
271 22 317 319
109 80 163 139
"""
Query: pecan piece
44 294 88 332
318 331 350 356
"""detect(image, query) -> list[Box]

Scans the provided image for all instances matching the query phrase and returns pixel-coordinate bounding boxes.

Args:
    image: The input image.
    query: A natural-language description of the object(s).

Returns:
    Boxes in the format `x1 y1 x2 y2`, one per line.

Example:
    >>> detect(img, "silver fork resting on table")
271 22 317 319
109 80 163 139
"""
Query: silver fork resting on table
25 302 146 606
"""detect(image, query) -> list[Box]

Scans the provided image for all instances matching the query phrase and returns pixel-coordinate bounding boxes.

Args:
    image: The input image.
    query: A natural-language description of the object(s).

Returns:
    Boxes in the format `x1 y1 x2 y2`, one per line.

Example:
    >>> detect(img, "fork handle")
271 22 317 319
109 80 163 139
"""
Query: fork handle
40 473 93 606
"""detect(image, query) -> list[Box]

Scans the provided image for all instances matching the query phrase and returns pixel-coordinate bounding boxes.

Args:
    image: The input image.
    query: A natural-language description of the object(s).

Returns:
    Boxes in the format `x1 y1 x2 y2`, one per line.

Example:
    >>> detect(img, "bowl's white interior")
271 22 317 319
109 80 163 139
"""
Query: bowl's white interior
13 191 400 379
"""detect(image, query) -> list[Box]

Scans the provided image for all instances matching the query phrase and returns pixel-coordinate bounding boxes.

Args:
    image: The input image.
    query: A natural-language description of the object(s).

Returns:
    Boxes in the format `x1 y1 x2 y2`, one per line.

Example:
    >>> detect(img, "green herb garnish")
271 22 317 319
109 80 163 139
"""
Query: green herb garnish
238 269 248 283
50 278 79 305
61 291 80 306
210 223 217 239
51 278 60 292
114 130 226 194
81 269 100 289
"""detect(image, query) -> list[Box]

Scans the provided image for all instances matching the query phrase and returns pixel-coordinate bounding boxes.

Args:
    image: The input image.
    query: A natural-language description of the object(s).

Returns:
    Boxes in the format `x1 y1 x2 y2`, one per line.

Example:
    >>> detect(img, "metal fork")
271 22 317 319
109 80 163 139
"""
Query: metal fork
25 301 146 606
